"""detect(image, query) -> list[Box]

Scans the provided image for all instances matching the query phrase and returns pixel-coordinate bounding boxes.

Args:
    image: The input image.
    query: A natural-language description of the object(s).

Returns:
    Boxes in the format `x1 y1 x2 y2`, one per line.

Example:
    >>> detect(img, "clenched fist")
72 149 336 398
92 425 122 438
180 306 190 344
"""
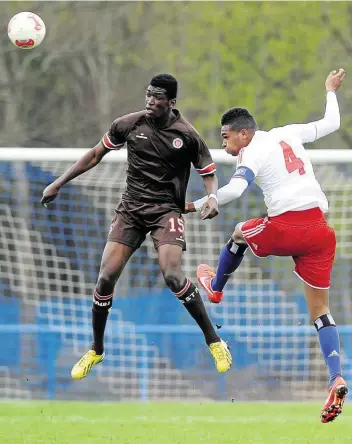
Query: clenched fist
326 68 346 93
200 197 219 220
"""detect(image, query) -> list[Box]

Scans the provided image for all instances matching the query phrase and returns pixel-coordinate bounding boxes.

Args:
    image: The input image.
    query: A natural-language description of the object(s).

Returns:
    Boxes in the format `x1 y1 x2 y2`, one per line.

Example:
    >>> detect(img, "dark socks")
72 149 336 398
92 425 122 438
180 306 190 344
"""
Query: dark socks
175 279 220 345
91 289 113 355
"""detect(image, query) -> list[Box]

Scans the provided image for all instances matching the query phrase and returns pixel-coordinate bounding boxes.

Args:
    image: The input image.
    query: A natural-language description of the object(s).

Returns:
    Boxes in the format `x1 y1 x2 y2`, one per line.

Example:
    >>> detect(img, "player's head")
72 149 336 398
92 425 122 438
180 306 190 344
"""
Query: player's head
145 74 178 118
220 107 258 156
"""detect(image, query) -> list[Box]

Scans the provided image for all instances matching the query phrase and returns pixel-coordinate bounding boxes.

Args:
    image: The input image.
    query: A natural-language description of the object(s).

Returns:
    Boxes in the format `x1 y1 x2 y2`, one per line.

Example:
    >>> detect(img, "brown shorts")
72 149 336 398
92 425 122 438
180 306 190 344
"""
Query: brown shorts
107 199 186 251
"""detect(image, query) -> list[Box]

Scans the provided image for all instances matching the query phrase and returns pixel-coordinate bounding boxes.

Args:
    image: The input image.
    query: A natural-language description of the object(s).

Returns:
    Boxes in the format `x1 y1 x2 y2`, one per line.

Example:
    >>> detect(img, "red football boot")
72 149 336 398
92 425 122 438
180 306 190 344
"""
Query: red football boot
197 264 223 303
321 376 348 423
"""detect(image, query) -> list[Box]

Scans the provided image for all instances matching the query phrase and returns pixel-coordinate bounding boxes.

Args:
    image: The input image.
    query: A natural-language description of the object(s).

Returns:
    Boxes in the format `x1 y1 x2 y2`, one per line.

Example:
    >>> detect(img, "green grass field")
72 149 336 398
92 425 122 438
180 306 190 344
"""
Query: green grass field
0 401 351 444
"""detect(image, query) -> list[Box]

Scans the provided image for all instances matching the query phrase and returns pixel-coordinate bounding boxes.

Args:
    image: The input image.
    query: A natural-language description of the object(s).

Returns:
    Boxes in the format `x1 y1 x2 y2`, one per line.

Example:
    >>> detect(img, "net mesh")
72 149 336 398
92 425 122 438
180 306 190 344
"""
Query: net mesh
0 152 351 401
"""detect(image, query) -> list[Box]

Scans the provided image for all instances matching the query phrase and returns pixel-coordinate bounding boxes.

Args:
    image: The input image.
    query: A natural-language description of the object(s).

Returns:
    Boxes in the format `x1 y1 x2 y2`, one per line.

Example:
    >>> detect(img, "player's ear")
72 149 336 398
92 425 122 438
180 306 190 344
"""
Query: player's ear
169 99 176 108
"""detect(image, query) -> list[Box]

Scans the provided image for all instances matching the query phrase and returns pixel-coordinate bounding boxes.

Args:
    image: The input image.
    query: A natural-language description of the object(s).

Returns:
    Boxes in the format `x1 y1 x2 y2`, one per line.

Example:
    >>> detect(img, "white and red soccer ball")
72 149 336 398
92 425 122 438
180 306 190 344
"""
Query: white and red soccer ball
8 12 46 49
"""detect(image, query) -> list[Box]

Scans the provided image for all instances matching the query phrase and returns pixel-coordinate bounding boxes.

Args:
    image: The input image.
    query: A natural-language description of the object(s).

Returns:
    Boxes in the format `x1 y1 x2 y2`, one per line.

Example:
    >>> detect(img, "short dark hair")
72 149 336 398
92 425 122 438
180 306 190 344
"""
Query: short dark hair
150 73 178 99
221 107 258 132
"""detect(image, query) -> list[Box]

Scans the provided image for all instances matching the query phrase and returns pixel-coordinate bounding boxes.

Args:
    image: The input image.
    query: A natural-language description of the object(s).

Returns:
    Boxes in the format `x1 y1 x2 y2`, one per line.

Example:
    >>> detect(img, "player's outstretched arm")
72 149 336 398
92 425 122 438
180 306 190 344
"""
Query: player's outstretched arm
289 69 345 143
41 142 110 207
186 177 249 215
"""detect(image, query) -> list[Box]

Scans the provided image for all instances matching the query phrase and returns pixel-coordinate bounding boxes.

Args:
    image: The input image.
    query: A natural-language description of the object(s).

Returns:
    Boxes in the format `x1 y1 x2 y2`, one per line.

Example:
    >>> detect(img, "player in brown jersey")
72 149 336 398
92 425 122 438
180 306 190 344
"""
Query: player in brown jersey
41 74 232 380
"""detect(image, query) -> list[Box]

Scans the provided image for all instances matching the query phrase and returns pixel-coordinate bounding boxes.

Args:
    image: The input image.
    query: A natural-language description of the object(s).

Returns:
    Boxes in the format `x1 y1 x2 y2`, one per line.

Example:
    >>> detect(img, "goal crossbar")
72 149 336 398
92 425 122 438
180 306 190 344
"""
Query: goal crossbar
1 148 352 164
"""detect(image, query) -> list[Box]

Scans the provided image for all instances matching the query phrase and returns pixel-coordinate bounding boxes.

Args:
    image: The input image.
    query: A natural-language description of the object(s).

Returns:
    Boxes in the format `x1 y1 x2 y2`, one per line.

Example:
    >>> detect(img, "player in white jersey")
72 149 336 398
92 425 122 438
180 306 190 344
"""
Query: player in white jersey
188 69 347 423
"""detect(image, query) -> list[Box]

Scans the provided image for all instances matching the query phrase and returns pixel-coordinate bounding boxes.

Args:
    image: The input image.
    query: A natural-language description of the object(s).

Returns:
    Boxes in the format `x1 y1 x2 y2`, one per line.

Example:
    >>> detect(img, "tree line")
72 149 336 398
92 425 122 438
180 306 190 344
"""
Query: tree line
1 1 351 149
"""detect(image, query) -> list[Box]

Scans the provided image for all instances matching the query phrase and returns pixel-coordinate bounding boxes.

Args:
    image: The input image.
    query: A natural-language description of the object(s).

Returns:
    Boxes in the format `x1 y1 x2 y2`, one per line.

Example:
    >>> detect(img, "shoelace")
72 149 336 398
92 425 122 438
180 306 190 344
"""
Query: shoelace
212 344 227 361
78 353 93 367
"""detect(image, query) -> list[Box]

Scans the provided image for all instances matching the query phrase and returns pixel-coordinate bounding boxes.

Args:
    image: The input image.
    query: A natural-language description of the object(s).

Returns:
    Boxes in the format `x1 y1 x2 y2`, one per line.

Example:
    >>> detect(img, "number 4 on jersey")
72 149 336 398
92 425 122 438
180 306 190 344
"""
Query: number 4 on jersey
280 141 306 175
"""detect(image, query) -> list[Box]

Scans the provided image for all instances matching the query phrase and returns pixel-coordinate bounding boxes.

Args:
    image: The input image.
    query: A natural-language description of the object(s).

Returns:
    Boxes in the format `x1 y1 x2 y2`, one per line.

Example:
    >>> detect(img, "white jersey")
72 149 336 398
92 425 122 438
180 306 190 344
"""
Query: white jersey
193 91 340 215
237 126 328 216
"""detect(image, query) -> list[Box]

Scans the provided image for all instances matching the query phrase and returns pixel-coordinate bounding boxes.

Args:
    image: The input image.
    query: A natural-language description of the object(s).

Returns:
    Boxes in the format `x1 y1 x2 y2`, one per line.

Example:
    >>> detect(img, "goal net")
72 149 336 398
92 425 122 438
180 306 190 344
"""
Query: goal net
0 148 351 401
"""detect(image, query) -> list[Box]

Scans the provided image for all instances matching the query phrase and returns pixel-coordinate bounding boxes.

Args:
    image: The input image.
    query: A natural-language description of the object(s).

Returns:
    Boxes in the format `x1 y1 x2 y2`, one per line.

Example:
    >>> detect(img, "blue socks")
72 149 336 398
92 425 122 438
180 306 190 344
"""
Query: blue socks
212 239 248 292
314 314 342 387
212 241 343 387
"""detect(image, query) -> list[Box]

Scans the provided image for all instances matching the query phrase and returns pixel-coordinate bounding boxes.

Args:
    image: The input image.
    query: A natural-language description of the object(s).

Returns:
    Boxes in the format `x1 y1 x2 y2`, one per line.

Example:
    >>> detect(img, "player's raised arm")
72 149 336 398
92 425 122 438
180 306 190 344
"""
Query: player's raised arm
287 68 345 144
41 119 126 208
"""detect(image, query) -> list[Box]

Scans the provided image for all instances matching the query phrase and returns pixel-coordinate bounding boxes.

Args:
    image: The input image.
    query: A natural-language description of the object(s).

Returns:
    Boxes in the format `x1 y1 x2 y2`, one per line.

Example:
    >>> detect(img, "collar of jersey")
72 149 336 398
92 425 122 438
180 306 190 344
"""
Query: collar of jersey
146 108 181 129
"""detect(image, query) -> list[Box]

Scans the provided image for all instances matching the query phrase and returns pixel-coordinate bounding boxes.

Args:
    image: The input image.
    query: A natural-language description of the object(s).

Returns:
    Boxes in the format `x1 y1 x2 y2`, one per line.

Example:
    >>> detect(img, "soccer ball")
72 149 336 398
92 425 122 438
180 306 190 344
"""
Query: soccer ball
8 12 46 49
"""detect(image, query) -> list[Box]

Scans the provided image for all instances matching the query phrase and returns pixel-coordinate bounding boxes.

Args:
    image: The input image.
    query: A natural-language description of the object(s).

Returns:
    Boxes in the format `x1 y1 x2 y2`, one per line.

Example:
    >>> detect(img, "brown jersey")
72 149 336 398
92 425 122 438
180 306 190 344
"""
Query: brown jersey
101 109 216 211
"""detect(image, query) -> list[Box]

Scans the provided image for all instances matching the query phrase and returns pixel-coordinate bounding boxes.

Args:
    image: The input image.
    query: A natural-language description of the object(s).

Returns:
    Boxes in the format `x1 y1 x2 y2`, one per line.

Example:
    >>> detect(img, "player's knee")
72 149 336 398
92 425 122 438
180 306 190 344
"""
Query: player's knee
96 276 115 296
232 223 247 245
162 267 184 292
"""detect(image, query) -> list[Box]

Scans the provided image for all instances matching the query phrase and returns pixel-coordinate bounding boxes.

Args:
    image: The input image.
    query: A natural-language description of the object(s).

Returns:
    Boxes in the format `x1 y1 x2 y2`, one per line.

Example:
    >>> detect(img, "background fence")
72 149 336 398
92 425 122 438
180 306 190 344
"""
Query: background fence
1 148 352 401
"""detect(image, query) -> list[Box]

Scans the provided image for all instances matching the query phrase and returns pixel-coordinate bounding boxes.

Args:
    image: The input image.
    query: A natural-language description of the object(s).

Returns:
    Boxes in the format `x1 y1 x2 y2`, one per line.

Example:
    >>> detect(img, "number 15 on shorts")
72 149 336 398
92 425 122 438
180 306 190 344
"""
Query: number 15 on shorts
169 217 184 233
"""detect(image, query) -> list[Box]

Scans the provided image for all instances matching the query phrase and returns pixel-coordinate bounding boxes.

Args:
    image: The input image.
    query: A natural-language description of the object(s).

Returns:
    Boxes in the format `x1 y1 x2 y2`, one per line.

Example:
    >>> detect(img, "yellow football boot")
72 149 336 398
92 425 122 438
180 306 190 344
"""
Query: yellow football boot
71 349 104 380
209 339 232 373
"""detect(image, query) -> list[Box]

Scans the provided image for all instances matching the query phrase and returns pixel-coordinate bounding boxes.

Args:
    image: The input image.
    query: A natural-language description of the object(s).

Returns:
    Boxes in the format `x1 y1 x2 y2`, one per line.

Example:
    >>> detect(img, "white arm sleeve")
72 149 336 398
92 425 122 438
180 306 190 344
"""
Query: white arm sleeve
194 178 248 210
288 92 340 143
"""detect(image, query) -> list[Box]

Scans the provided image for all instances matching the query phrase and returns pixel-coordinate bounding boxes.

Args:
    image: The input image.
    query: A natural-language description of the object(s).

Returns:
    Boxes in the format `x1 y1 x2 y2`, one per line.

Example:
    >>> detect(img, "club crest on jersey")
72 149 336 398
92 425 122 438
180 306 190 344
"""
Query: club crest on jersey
172 138 183 149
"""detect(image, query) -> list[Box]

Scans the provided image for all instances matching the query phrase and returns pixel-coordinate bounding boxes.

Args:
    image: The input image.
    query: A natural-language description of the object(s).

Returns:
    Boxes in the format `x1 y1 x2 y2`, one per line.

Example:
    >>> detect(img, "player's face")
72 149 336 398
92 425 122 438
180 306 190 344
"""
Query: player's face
145 89 175 119
221 126 249 156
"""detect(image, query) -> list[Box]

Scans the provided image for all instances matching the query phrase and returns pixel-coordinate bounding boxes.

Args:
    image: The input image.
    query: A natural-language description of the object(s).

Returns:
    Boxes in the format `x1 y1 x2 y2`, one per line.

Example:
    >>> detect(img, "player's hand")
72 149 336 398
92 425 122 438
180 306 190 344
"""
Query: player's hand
200 197 219 220
41 183 60 208
184 202 196 214
326 68 346 92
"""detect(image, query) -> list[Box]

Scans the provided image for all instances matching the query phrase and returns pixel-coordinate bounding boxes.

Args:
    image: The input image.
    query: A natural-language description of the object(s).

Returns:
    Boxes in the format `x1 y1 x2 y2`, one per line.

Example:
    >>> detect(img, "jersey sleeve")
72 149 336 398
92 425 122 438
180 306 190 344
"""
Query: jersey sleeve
194 178 248 210
191 134 216 176
278 123 318 144
277 92 340 144
236 143 264 178
101 118 129 150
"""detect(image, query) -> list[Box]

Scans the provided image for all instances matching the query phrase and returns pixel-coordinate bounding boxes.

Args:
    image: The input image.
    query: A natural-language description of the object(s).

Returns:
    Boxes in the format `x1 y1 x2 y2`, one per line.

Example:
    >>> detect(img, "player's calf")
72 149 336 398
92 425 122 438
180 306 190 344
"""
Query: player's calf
312 313 347 422
72 286 113 380
314 313 342 387
172 277 234 371
92 287 113 355
172 277 232 372
172 277 220 345
213 237 247 290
